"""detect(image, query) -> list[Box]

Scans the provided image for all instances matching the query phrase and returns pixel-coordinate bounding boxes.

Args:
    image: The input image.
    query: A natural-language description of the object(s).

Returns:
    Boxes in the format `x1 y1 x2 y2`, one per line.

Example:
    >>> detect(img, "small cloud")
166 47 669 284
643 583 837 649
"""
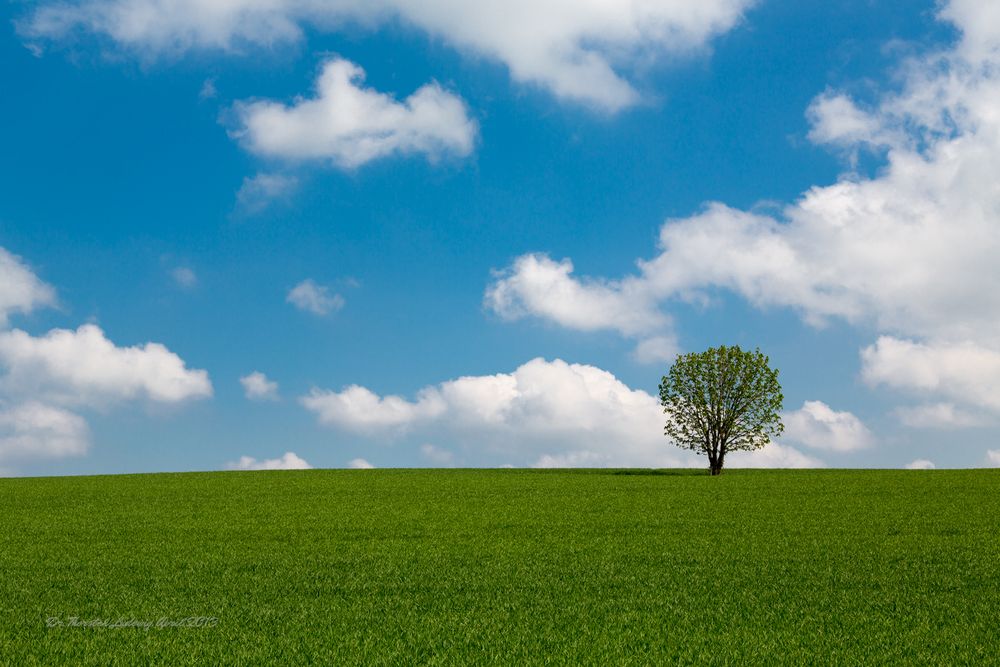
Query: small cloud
420 443 453 465
728 442 825 469
287 279 344 316
229 57 477 168
987 450 1000 467
234 172 298 216
170 266 197 289
783 400 874 452
633 335 680 364
199 78 217 100
227 451 312 470
534 451 611 468
240 371 278 401
0 402 90 464
894 403 988 429
347 458 374 469
0 247 57 326
905 459 936 470
339 276 362 289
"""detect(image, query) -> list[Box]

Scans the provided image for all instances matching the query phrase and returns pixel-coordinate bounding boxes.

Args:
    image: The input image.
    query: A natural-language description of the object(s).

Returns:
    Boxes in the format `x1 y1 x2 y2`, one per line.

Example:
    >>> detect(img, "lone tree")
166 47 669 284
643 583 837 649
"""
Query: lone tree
659 345 783 475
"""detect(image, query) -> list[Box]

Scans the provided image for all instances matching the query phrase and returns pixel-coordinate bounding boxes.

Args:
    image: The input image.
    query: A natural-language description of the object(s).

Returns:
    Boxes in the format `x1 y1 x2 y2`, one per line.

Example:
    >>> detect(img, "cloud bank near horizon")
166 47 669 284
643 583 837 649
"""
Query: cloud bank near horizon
301 357 830 469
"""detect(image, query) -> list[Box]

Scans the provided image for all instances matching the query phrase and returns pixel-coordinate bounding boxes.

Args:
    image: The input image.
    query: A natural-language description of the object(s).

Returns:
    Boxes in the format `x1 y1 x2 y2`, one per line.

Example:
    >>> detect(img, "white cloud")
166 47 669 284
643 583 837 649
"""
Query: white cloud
230 58 476 168
20 0 755 111
199 77 216 99
0 249 210 472
485 203 864 345
240 371 278 401
234 172 298 214
487 254 665 336
303 357 817 469
862 338 1000 412
286 279 344 316
485 253 674 362
939 0 1000 61
228 451 311 470
905 458 936 470
0 248 56 327
530 444 822 469
0 324 213 407
632 335 680 364
301 384 445 435
347 457 374 469
727 442 824 469
782 400 874 452
893 402 988 429
0 402 89 463
533 450 612 468
170 266 197 289
420 443 453 465
486 4 1000 416
806 92 891 150
987 450 1000 467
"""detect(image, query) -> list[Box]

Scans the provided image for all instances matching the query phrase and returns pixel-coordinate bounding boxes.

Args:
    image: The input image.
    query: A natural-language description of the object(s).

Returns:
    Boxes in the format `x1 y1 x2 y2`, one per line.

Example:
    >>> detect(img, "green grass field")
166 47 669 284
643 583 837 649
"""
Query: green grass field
1 469 998 664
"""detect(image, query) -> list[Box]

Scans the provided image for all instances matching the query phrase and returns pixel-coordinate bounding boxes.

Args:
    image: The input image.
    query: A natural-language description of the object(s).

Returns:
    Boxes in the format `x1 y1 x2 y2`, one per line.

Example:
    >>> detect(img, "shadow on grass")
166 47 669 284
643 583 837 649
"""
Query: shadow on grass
607 469 707 477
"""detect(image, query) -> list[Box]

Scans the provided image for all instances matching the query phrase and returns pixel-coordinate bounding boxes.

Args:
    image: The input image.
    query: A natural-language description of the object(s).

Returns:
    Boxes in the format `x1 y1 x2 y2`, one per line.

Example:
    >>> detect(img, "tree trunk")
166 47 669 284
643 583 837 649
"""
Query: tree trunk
712 445 726 476
710 451 724 475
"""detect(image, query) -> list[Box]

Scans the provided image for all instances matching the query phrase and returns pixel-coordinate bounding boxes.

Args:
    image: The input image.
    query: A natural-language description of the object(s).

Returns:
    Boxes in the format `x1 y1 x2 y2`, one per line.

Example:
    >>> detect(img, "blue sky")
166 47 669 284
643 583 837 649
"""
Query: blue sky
2 0 998 475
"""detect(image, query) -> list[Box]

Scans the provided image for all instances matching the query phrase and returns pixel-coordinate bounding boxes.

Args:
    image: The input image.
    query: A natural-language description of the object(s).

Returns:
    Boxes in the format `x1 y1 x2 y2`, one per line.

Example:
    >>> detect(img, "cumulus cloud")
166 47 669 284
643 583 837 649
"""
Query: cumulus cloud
286 279 344 316
939 0 1000 61
532 441 824 470
347 457 374 469
861 338 1000 412
893 402 988 429
228 451 311 470
0 248 212 472
0 248 56 326
420 443 453 465
20 0 755 111
485 202 865 346
230 58 476 168
234 172 298 214
533 450 612 468
302 357 818 468
727 442 825 469
987 450 1000 467
0 402 89 463
782 400 874 452
632 335 681 364
486 254 665 336
0 324 213 407
486 3 1000 417
806 92 892 151
170 266 197 289
240 371 278 401
301 384 445 434
485 253 674 362
905 459 936 470
199 77 217 100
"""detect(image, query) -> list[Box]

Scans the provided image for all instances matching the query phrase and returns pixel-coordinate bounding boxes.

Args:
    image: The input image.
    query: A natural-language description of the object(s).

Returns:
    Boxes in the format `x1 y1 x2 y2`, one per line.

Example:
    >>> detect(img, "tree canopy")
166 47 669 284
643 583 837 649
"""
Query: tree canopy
659 345 783 475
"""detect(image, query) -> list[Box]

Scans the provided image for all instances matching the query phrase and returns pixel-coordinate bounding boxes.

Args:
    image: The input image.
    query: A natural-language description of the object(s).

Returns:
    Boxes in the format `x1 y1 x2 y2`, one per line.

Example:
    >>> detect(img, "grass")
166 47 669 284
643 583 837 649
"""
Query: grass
1 468 998 664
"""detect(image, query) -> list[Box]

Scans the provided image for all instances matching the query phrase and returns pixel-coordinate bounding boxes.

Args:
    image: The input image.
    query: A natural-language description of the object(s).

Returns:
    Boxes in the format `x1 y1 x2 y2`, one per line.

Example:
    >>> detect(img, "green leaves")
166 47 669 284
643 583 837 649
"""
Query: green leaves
659 345 784 473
